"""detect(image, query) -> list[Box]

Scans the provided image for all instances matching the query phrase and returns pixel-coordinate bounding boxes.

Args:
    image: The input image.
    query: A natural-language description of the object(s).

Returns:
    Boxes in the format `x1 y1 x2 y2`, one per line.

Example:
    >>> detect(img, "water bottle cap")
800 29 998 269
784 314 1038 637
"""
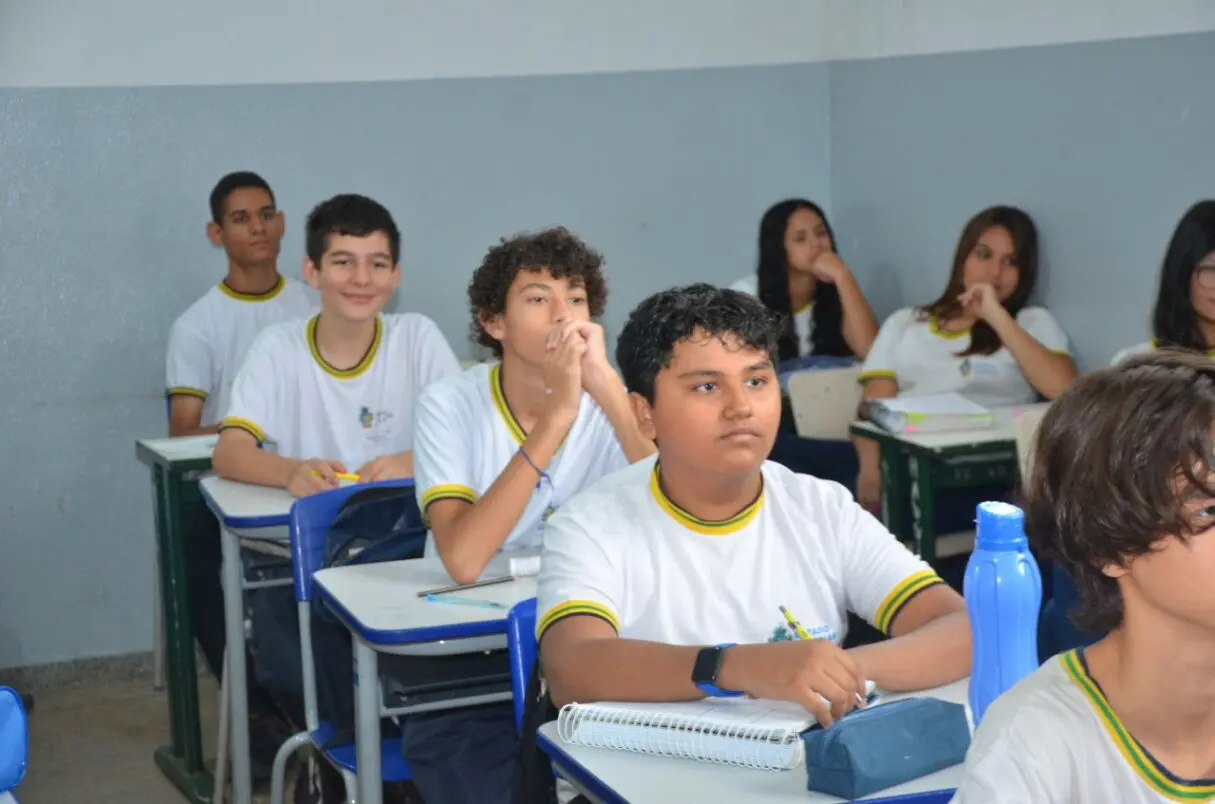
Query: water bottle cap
975 501 1027 550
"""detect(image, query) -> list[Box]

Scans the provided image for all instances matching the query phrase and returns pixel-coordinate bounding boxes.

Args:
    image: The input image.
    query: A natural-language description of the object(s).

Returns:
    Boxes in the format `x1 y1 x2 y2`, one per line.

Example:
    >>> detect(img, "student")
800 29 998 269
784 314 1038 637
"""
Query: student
166 171 317 437
731 198 879 362
1113 200 1215 364
953 350 1215 803
732 199 880 490
537 284 970 722
854 205 1076 512
212 193 460 492
405 226 655 804
167 171 317 776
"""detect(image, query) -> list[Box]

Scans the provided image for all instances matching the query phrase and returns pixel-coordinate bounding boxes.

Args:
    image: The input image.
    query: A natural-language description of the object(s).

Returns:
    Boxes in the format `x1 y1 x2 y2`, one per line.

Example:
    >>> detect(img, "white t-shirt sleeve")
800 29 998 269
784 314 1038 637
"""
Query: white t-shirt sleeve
952 697 1073 804
729 275 758 296
166 317 213 400
536 503 623 641
859 307 912 384
410 316 463 392
1016 307 1070 355
412 382 479 519
219 330 280 444
832 487 943 634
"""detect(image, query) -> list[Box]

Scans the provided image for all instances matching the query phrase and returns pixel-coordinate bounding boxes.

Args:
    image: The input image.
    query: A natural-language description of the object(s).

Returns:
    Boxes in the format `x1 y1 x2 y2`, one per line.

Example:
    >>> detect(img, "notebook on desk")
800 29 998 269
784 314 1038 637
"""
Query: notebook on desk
867 393 993 435
556 681 878 771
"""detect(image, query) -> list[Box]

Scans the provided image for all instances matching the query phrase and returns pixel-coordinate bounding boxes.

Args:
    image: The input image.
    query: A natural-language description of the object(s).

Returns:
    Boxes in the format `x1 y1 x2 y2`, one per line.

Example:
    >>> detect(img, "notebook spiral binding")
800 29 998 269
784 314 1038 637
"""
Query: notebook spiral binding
556 703 803 771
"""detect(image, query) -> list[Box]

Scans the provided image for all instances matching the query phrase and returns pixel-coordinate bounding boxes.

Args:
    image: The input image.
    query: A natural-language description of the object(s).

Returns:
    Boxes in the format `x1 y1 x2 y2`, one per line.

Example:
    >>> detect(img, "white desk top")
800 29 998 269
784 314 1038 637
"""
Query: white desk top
199 475 295 528
314 557 536 647
136 434 218 463
852 404 1043 453
541 680 970 804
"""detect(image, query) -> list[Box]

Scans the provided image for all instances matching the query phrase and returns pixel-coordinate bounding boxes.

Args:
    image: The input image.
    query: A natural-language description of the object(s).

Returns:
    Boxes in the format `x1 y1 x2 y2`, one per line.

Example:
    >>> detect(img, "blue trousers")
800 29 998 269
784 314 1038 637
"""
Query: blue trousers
400 702 518 804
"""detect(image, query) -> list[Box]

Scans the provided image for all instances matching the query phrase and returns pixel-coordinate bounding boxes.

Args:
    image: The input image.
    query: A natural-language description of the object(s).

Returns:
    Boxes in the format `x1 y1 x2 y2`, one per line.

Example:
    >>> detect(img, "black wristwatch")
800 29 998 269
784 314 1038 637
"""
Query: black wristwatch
692 643 743 697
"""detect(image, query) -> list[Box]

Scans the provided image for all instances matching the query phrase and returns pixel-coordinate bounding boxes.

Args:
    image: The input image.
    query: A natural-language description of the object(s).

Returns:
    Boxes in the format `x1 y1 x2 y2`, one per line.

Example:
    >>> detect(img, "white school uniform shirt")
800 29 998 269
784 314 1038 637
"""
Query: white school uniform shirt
858 306 1070 408
1112 339 1215 365
220 313 460 469
166 277 319 426
952 650 1215 804
413 362 629 555
536 457 943 647
730 274 814 356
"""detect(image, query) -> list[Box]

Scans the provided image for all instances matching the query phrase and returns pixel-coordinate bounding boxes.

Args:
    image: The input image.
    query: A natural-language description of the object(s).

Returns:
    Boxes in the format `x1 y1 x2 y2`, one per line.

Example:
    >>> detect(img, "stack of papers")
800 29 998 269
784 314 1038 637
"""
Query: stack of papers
868 393 994 434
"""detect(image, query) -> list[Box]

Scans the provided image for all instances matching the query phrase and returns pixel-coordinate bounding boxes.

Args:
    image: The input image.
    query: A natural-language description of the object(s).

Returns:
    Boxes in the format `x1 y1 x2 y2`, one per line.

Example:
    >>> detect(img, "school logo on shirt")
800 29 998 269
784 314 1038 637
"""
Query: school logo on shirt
768 622 836 643
959 358 972 377
359 407 374 429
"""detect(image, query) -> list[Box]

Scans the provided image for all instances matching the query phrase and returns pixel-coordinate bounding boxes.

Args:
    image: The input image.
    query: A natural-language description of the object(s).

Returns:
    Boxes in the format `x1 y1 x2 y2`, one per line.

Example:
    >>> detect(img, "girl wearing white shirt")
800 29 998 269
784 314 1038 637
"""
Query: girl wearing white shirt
731 199 879 362
1112 199 1215 365
855 205 1077 510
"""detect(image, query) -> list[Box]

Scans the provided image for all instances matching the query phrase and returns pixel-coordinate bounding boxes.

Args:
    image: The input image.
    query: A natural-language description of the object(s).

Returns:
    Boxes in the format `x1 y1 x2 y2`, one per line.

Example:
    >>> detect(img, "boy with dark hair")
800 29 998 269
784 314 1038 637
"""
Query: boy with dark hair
168 171 317 437
954 349 1215 803
213 193 459 491
405 227 654 804
168 171 318 776
537 284 969 723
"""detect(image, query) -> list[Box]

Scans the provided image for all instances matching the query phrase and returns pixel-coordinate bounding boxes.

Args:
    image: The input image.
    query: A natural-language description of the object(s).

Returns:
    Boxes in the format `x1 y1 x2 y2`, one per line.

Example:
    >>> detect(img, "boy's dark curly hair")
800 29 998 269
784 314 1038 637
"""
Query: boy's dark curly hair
616 283 783 404
468 227 608 357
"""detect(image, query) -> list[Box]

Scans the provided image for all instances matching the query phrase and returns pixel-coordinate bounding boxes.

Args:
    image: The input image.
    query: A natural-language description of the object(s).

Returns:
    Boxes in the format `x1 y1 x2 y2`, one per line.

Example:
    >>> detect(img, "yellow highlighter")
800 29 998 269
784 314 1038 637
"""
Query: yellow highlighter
311 470 361 483
779 605 813 641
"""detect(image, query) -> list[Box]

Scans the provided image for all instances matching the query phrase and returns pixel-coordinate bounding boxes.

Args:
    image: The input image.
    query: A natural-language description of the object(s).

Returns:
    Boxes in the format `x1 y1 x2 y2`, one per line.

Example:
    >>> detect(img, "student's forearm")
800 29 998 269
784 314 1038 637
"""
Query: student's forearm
212 442 300 489
853 382 895 473
433 414 572 584
595 376 656 463
835 273 880 359
847 612 971 691
988 314 1077 399
545 637 703 707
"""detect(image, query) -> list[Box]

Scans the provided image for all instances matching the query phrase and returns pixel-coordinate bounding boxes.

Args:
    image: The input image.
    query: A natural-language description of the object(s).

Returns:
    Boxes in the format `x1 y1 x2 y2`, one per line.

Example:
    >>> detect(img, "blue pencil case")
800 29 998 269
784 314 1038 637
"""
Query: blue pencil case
802 697 970 800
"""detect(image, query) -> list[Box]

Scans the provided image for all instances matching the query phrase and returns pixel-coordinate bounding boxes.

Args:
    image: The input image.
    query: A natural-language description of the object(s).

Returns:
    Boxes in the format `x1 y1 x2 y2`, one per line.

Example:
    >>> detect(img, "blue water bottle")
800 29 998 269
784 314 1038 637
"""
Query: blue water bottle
964 501 1042 725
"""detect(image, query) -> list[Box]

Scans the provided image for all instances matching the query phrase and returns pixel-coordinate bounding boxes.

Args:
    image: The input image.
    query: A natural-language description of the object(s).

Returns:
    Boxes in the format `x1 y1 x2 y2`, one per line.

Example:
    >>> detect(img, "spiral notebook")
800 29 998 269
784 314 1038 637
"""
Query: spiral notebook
556 682 877 772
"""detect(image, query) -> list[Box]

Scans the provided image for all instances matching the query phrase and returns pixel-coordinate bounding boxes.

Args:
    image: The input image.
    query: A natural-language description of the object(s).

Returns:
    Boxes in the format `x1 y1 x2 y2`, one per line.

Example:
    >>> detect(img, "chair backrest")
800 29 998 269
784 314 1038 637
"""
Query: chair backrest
1014 404 1049 481
289 479 414 602
786 365 864 440
0 687 28 793
506 598 538 732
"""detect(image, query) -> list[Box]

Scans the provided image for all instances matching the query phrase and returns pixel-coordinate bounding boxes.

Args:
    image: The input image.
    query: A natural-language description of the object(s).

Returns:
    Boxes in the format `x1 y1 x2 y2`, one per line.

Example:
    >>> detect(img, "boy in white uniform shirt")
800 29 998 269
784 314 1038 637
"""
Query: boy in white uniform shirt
167 171 317 774
213 194 459 492
538 284 969 728
405 227 655 804
953 350 1215 803
166 171 317 436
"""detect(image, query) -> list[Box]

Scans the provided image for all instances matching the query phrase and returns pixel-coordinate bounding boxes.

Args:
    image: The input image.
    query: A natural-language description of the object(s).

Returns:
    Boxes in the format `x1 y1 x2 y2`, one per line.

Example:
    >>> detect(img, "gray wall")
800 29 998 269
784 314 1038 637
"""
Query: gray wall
0 63 832 667
830 31 1215 370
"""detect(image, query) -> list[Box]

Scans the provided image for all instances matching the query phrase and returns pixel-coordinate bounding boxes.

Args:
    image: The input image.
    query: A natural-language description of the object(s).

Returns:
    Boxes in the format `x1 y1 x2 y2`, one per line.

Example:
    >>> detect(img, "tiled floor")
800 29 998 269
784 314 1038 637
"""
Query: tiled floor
17 675 229 804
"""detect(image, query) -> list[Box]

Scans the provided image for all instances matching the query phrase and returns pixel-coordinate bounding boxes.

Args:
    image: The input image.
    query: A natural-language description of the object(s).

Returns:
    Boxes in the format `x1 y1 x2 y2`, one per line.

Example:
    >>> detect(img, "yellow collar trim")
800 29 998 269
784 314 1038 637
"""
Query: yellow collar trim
1062 650 1215 800
306 315 382 380
928 315 971 341
218 275 285 302
489 363 528 445
649 463 763 536
793 300 815 316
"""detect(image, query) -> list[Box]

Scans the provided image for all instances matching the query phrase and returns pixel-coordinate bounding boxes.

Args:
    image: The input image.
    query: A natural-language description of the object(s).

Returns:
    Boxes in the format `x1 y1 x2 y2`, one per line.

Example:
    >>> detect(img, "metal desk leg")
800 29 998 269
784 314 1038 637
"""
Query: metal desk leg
151 466 213 804
221 526 252 804
910 454 939 564
354 638 383 804
878 441 913 541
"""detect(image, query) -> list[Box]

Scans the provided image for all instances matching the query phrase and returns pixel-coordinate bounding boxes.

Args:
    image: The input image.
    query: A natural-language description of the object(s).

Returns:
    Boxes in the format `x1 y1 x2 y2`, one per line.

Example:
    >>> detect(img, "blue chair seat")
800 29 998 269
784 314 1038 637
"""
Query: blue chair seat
309 722 412 780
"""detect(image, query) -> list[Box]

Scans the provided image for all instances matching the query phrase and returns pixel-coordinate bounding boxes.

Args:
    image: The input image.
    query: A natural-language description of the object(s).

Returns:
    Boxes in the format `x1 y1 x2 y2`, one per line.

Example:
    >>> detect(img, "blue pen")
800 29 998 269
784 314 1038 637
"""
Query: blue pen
425 594 507 610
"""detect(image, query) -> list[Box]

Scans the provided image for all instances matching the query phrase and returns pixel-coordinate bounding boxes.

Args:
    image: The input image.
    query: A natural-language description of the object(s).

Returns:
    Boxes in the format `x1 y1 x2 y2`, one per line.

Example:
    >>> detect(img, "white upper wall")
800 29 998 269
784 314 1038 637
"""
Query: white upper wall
3 0 1215 88
824 0 1215 61
0 0 831 88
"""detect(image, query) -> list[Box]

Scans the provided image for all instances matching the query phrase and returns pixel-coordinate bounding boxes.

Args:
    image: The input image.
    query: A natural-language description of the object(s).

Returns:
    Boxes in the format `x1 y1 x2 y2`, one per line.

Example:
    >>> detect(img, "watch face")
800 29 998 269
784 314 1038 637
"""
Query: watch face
692 646 724 684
